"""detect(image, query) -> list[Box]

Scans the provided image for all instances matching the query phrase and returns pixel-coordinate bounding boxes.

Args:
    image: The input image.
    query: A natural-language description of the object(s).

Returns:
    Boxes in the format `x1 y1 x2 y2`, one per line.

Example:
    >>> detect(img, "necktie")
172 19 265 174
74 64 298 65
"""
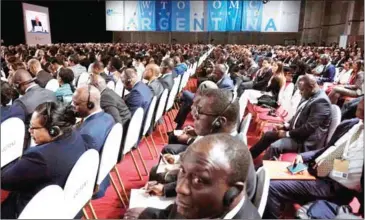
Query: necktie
289 99 307 130
316 124 362 177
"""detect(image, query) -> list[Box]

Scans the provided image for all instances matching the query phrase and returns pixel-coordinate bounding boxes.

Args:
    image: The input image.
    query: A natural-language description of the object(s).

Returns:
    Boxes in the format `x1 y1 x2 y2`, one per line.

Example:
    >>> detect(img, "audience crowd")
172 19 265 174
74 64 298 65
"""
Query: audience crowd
1 42 364 219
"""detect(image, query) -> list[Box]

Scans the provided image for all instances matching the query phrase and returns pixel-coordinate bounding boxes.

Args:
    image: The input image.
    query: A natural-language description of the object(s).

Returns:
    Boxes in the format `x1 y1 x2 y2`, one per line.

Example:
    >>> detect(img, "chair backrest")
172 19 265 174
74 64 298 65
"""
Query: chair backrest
123 108 144 155
77 72 90 88
253 167 270 217
281 83 294 112
179 71 190 93
154 89 169 125
45 79 59 92
239 113 252 146
114 78 124 97
107 80 116 90
63 149 100 218
1 117 25 168
165 75 181 112
326 105 341 145
285 89 302 121
97 123 123 185
238 93 249 121
18 185 65 219
142 96 157 136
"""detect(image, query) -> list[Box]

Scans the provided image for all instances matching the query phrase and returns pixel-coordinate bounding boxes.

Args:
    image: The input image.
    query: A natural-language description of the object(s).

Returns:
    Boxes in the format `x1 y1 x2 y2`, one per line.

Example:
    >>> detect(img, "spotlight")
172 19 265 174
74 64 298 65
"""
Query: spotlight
263 0 270 4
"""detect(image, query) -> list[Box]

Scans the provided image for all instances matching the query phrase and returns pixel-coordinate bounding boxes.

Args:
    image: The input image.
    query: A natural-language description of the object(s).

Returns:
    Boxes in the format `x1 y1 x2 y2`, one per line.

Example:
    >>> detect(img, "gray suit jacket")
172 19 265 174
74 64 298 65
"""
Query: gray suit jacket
148 78 164 99
100 88 131 126
159 73 174 92
288 90 332 152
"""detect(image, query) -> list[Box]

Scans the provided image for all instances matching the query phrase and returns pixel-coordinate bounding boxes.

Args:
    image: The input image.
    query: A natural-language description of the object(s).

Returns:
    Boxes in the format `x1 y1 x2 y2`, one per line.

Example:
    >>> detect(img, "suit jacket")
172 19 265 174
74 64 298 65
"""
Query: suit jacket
124 81 153 116
139 199 260 219
101 88 131 126
35 70 53 88
253 68 273 91
318 64 336 84
1 105 26 123
148 78 164 99
300 118 360 163
159 73 174 92
1 131 87 218
77 111 115 199
288 90 332 152
217 75 235 91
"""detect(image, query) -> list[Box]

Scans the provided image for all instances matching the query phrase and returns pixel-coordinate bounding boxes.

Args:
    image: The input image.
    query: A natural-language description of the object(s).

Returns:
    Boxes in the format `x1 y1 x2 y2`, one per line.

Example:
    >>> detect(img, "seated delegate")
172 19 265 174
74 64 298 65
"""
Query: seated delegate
1 102 87 218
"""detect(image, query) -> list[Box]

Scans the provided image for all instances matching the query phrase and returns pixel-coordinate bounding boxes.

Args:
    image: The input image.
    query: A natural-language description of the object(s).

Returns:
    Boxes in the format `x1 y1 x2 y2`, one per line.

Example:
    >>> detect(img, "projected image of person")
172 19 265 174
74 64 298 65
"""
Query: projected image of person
31 16 44 32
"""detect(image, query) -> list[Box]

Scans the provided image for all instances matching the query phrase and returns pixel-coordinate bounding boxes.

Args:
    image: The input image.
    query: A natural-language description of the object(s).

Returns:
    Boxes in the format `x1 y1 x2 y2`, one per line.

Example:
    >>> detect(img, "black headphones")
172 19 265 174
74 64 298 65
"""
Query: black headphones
45 102 60 138
223 186 241 207
87 85 95 110
211 91 237 131
13 78 35 91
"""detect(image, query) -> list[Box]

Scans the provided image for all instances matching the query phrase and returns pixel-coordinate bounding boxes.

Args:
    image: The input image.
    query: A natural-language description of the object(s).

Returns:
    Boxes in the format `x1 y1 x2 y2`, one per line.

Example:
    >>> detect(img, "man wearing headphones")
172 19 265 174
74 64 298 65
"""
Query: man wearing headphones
72 85 115 199
124 134 260 219
146 89 256 204
9 69 57 148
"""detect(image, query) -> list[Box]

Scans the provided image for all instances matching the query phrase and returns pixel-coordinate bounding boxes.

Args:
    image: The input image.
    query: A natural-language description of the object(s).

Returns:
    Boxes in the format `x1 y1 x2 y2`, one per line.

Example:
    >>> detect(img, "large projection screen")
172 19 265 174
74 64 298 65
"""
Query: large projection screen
22 3 52 45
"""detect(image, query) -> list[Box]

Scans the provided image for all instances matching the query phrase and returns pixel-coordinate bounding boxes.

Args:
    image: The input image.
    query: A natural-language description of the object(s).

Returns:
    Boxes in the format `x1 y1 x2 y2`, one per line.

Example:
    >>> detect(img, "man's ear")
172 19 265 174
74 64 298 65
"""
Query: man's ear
219 116 228 127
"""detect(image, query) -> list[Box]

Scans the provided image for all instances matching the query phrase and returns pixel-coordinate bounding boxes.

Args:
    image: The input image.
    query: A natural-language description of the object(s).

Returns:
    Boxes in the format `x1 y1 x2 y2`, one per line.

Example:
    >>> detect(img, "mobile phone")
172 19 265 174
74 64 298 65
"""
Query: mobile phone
287 163 308 175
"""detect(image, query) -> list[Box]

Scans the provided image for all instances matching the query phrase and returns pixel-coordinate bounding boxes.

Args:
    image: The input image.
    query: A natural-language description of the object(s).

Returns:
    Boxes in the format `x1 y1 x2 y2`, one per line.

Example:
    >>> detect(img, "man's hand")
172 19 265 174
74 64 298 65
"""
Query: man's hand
274 124 285 131
123 208 146 219
293 155 303 165
146 183 164 196
163 154 175 164
183 126 196 136
278 130 286 138
177 133 191 144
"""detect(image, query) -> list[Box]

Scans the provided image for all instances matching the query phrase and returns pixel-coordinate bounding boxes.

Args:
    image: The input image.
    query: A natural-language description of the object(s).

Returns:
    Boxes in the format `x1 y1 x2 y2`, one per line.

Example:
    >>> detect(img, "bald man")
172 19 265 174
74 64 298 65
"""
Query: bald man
90 74 131 127
7 69 56 148
27 59 53 88
124 134 260 219
72 85 115 199
122 68 153 116
143 63 164 98
250 75 332 161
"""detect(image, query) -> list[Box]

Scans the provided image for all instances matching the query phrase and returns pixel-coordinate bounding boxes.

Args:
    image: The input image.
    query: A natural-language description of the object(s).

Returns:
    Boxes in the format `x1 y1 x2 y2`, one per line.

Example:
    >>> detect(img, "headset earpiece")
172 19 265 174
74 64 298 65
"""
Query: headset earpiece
223 186 240 207
87 85 95 110
48 126 60 137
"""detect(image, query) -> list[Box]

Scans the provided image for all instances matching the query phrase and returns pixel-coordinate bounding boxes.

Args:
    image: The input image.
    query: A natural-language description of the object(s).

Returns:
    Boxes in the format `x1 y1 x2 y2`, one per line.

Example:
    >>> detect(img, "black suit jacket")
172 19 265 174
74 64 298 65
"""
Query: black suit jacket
300 118 360 163
35 70 53 88
139 199 261 219
1 131 87 218
288 90 332 152
253 68 273 91
101 88 131 126
159 73 174 92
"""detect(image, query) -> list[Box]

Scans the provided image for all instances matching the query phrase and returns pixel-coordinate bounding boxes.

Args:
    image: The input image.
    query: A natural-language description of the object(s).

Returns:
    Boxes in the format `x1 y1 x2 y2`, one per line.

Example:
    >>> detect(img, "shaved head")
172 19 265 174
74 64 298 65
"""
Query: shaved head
13 69 33 84
146 64 160 76
298 74 319 99
72 85 101 117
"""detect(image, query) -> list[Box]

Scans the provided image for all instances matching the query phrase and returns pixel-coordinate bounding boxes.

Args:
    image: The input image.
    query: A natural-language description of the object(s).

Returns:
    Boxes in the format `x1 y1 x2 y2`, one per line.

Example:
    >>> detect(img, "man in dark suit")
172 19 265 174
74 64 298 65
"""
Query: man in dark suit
9 69 57 148
124 134 260 219
27 59 53 88
237 57 273 96
72 85 115 199
144 63 164 99
90 74 131 128
122 68 153 116
316 54 336 84
159 58 175 92
263 98 364 219
147 89 257 203
250 75 332 160
91 61 114 83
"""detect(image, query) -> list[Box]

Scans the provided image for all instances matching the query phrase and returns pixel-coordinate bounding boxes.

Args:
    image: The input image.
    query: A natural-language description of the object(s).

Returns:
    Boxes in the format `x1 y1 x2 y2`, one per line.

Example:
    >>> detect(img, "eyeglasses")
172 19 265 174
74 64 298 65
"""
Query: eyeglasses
29 125 44 131
191 106 219 119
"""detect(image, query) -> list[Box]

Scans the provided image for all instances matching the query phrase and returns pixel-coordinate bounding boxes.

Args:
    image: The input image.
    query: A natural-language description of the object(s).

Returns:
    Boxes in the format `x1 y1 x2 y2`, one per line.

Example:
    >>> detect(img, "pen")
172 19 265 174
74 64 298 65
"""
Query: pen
273 156 279 161
160 153 168 164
